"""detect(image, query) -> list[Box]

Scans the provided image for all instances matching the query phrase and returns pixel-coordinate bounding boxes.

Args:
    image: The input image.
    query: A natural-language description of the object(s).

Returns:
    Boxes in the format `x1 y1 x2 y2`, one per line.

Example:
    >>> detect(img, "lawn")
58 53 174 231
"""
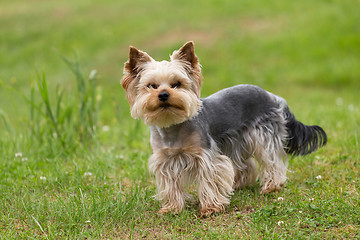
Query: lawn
0 0 359 239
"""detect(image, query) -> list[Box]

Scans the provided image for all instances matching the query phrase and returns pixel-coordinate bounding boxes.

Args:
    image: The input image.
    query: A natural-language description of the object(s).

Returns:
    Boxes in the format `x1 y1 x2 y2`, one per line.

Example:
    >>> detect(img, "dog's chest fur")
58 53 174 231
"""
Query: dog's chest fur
150 123 206 153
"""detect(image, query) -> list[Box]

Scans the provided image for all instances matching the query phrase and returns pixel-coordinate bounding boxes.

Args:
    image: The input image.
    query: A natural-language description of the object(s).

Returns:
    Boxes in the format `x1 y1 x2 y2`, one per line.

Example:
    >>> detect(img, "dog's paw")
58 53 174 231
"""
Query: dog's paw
260 182 283 194
199 206 222 217
158 207 180 215
260 187 276 194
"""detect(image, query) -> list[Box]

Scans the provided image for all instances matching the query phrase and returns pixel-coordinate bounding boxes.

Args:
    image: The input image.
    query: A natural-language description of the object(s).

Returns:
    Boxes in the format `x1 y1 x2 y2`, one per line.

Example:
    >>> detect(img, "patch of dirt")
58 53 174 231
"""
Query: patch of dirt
327 224 360 238
143 26 225 51
238 16 285 34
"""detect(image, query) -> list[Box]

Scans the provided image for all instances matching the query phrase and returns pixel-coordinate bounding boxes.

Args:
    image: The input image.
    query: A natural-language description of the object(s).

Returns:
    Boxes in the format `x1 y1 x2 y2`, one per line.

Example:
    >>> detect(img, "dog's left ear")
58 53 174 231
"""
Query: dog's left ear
171 41 202 97
171 41 199 69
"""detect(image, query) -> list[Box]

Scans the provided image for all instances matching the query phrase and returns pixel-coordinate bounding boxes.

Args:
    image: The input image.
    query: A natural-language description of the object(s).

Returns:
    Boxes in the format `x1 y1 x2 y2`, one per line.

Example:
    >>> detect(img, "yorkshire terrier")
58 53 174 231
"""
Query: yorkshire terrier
121 41 327 216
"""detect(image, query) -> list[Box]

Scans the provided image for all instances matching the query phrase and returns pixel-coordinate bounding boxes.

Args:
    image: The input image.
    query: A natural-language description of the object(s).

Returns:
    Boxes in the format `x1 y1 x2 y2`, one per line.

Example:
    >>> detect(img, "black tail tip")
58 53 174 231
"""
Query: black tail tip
286 124 327 156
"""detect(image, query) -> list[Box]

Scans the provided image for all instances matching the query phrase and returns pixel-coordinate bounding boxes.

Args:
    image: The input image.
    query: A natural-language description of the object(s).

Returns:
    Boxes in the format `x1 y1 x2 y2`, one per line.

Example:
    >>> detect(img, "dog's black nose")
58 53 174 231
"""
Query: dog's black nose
158 91 170 101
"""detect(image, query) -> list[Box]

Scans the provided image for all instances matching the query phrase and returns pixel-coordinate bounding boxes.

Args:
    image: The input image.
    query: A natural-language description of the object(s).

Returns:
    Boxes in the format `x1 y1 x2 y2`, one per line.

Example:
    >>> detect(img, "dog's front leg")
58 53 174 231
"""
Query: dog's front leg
149 153 186 214
197 152 234 217
155 172 186 214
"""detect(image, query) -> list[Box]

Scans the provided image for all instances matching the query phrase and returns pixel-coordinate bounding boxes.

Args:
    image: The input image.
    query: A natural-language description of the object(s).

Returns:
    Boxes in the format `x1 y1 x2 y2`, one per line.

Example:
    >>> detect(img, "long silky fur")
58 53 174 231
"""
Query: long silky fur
148 147 234 213
217 107 288 168
215 105 288 191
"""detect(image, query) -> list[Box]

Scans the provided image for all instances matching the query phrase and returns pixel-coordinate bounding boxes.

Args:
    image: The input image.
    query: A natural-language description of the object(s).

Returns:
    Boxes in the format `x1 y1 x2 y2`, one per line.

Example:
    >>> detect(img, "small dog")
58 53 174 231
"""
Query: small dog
121 41 327 216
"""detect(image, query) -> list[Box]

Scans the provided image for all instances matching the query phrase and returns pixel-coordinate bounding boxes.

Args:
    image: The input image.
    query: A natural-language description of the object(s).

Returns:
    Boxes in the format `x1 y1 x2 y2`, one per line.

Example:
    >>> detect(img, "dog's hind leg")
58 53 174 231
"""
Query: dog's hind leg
249 113 288 194
255 146 287 194
250 123 288 194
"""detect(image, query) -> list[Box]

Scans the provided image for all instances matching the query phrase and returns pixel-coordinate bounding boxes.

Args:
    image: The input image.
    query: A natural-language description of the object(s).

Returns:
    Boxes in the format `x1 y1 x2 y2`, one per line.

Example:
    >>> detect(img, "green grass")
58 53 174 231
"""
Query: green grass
1 0 359 239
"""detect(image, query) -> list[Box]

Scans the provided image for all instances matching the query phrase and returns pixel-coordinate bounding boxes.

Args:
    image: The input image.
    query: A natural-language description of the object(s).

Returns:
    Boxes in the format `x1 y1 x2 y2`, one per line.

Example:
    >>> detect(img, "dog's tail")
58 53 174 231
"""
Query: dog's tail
283 107 327 156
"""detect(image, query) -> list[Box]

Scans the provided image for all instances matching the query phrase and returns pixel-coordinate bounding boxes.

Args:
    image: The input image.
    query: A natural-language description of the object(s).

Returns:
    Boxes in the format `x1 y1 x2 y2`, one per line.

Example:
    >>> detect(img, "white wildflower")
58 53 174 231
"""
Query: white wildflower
85 220 91 223
102 125 110 132
299 211 303 213
309 198 314 201
348 104 354 112
40 176 46 180
315 175 322 180
277 197 284 201
277 221 284 226
15 152 23 157
83 172 93 177
89 69 97 80
336 97 343 106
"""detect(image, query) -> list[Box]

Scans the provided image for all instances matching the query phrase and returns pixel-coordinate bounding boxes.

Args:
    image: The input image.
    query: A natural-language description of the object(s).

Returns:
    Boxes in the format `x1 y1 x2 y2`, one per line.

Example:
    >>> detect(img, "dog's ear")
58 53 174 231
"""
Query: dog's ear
121 46 152 107
171 41 199 69
124 46 153 75
171 41 202 97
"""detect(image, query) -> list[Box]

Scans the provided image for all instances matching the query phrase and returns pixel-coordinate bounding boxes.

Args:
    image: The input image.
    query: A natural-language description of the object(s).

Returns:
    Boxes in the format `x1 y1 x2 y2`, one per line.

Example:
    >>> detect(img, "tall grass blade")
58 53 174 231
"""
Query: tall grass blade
31 215 48 239
35 71 65 148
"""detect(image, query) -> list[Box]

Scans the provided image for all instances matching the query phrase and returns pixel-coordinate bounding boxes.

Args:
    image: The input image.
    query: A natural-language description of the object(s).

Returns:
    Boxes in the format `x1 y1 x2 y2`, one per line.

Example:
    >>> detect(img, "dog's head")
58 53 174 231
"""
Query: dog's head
121 41 203 128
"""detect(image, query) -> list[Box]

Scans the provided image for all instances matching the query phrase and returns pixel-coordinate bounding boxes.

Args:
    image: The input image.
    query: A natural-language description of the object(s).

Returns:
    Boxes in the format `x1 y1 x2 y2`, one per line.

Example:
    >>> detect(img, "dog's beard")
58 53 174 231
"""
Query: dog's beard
131 90 202 128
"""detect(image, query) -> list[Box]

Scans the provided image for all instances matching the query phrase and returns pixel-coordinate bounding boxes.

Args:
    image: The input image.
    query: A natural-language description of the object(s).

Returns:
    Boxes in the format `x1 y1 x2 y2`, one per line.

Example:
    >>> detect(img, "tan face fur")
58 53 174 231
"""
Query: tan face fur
121 41 203 128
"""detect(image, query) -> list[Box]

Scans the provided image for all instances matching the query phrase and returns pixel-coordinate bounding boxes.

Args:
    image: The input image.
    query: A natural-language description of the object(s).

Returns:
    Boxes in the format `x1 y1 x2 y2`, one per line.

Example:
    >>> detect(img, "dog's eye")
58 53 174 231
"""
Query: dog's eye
171 82 181 89
147 84 158 89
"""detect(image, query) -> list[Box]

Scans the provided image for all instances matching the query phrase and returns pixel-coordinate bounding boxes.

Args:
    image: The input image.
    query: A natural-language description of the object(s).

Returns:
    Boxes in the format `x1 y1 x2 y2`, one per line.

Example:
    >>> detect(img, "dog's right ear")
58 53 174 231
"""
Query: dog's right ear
124 46 153 75
121 47 153 107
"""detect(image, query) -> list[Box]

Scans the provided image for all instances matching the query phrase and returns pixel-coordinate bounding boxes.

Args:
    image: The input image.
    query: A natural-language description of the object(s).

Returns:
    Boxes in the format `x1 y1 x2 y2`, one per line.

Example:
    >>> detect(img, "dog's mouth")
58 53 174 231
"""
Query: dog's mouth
159 103 172 109
159 102 184 111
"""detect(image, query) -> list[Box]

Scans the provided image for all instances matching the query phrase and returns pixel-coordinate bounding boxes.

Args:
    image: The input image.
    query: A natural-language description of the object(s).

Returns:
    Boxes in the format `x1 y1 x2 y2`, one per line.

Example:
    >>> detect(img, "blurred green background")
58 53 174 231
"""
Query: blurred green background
1 0 359 127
